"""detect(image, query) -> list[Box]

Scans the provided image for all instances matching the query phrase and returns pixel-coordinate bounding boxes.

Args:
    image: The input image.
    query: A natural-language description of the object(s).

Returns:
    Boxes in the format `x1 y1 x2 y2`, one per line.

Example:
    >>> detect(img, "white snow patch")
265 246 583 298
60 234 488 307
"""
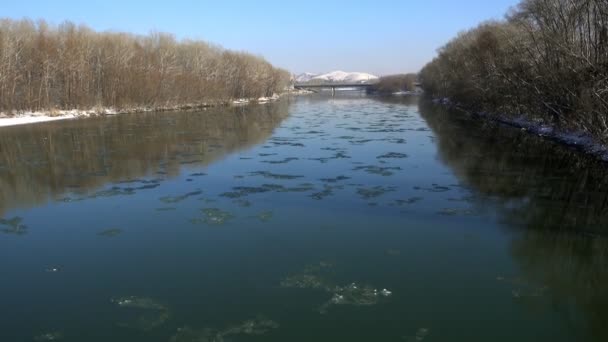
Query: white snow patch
433 98 608 161
288 88 315 95
295 72 318 83
0 93 288 128
393 90 423 96
257 94 280 103
232 99 251 105
0 115 76 127
233 93 281 105
0 107 128 127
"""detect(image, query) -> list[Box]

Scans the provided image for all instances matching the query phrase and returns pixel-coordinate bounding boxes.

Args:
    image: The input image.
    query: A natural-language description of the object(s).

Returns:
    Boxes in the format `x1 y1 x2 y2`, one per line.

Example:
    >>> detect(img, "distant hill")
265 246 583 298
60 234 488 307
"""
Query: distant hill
295 71 379 84
295 72 318 83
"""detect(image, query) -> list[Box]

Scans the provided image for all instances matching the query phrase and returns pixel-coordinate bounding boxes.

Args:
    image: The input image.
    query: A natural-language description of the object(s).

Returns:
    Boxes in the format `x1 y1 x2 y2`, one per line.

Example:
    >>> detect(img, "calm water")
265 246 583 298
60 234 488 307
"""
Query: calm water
1 94 608 342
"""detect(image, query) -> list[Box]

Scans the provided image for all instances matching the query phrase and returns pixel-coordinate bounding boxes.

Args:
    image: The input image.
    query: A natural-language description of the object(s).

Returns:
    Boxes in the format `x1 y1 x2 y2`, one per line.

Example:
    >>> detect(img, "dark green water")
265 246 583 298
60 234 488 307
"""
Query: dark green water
1 94 608 342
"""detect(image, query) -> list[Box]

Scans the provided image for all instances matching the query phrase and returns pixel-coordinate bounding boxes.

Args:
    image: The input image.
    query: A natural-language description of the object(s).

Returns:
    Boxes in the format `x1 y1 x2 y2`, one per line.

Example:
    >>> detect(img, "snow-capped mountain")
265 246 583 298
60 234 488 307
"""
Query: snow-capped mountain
312 71 378 83
295 72 318 83
296 71 379 84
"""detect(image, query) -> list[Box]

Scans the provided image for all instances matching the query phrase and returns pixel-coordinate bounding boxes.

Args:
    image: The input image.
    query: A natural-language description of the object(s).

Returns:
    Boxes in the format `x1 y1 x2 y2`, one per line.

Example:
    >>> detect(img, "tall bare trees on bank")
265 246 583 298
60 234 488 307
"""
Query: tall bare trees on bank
0 18 291 113
420 0 608 142
367 74 418 95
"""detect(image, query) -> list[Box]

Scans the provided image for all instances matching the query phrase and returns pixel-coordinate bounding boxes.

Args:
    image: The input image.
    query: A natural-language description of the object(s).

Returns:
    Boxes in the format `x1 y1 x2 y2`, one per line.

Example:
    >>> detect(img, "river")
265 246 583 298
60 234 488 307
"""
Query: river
1 93 607 341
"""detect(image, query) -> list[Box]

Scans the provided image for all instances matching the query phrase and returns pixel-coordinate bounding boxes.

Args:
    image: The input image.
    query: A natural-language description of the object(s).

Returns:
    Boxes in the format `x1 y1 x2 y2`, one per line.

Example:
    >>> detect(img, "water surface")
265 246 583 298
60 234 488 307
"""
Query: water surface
1 94 607 342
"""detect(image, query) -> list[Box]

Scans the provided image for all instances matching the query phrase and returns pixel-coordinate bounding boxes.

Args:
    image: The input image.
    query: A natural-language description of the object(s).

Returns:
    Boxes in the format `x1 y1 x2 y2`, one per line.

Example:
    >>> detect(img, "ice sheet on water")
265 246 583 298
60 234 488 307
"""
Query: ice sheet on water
248 171 304 180
111 296 170 331
97 228 123 237
191 208 235 226
33 332 63 341
160 190 204 204
377 152 409 159
255 211 273 222
402 328 430 342
170 316 279 342
352 165 402 176
356 186 397 200
281 262 393 314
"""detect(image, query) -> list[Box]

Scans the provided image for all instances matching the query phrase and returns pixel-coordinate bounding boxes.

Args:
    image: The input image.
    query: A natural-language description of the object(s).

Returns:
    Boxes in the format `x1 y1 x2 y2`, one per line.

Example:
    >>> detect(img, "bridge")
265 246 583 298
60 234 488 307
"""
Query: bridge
293 83 376 96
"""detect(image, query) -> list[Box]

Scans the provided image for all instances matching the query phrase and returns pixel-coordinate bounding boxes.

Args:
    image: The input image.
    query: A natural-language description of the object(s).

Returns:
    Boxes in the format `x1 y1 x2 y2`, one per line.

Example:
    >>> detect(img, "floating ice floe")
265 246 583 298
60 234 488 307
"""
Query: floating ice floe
381 288 392 296
356 185 396 200
97 228 123 237
310 185 341 200
319 282 393 314
190 208 235 226
33 332 63 341
393 198 424 207
413 184 451 192
111 296 166 310
319 175 351 183
377 152 409 159
248 171 304 180
111 296 170 331
436 208 476 216
281 263 393 314
256 211 274 222
159 190 204 204
352 165 402 177
170 316 279 342
403 328 430 342
260 157 299 164
220 183 315 199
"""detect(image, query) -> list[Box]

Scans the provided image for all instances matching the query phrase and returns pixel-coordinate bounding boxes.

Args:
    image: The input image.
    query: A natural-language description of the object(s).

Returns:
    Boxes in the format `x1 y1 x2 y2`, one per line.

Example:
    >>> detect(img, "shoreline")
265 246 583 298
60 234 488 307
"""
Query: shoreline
432 97 608 163
0 90 314 128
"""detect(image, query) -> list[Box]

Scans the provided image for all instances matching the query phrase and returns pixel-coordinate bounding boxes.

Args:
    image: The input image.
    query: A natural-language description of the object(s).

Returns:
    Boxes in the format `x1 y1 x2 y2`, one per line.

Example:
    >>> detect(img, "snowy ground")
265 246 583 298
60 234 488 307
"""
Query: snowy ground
0 115 78 127
0 93 299 128
434 98 608 162
0 109 116 128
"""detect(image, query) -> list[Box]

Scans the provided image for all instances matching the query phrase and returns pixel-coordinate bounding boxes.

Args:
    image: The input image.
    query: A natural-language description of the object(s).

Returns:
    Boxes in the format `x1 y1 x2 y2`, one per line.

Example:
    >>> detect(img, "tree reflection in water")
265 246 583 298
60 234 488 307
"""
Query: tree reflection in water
0 101 289 215
419 98 608 341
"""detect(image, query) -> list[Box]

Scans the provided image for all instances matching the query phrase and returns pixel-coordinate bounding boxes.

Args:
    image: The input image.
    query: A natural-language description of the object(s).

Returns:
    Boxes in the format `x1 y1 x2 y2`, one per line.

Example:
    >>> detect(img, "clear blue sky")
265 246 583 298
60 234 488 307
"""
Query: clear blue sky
3 0 520 75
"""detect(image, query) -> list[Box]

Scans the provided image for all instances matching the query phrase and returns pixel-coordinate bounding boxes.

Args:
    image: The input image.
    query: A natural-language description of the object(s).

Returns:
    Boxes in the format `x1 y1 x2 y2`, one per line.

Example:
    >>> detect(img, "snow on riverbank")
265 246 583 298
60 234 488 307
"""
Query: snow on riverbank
433 98 608 162
288 89 316 95
0 108 118 128
0 91 308 128
0 115 77 127
495 115 608 161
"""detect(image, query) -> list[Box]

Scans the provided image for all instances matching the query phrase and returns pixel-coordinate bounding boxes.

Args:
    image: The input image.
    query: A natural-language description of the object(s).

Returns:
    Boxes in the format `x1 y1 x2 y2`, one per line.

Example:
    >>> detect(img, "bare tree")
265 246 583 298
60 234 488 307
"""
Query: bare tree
420 0 608 142
0 18 291 114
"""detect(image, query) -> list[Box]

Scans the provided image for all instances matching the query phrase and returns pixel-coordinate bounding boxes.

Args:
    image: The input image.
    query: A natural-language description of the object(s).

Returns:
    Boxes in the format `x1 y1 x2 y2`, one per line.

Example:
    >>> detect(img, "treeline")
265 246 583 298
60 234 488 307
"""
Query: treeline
420 0 608 142
0 18 291 113
367 74 418 95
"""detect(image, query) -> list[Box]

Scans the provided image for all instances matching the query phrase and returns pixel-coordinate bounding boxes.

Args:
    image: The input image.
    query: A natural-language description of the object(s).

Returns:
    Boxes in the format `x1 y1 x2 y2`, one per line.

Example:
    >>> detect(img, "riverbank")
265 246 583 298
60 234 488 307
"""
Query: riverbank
0 90 313 128
432 98 608 162
419 0 607 156
365 74 419 96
